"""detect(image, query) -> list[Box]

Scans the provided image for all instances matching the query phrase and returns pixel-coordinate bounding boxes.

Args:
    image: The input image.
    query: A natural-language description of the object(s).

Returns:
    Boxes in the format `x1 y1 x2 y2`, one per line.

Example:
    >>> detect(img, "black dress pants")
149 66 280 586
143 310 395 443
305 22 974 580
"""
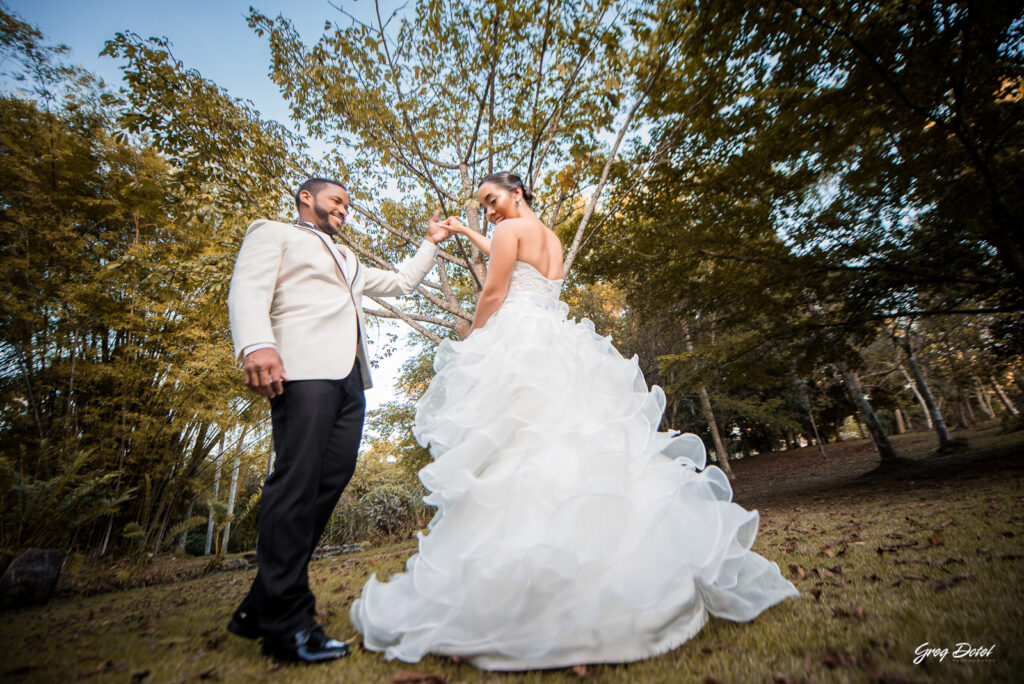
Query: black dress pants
235 361 365 639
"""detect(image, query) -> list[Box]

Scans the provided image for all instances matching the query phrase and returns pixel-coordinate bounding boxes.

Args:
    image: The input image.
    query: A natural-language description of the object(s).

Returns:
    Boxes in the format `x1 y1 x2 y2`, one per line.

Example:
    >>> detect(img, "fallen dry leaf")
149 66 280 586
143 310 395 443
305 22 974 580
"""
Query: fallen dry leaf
700 642 730 654
204 633 225 650
77 660 126 680
931 572 976 591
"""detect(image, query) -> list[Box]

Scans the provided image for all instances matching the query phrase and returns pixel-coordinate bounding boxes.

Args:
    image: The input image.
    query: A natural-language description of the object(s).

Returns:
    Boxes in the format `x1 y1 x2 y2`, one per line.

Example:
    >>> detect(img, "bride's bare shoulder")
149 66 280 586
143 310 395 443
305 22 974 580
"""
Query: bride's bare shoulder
495 217 535 233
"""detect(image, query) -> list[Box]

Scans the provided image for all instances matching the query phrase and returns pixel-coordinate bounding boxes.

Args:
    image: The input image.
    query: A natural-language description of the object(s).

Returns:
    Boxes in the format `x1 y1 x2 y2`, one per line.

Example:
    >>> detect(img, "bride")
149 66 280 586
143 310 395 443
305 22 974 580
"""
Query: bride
349 171 798 670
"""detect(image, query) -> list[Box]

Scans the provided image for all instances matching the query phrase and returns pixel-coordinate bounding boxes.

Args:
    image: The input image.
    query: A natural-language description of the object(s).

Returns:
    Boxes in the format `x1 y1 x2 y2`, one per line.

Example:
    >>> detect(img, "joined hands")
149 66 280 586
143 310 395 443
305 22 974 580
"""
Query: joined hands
426 210 454 244
426 211 478 245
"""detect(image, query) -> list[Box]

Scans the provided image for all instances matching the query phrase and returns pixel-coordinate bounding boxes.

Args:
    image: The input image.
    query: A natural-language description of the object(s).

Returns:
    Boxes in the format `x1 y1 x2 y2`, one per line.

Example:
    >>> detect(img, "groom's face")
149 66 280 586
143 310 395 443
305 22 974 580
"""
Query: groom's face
310 185 350 234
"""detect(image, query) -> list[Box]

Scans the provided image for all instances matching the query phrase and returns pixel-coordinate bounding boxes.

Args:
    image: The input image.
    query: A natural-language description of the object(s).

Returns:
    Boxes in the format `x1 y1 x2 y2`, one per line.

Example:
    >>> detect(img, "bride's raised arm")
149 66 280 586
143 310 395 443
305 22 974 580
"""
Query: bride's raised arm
443 217 491 256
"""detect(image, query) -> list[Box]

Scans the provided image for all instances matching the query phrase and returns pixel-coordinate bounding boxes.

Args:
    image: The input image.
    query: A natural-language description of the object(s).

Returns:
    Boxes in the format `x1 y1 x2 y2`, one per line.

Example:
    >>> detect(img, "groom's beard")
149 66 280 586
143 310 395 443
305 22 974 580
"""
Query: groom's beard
313 202 340 235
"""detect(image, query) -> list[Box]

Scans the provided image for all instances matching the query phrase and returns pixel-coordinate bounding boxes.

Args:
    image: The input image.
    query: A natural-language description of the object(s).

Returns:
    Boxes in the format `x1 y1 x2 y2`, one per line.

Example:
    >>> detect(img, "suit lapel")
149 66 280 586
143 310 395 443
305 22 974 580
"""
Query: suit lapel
342 244 360 286
294 223 354 288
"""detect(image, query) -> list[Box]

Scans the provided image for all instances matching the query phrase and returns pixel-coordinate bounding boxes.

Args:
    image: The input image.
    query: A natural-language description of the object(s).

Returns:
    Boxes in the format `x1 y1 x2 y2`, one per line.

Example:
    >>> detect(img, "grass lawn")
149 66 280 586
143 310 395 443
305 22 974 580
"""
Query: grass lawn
1 423 1022 683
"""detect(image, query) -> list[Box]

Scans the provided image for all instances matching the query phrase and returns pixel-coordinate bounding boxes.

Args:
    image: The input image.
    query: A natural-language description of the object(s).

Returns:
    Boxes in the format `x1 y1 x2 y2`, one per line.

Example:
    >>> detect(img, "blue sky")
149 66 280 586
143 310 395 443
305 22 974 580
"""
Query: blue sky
5 0 414 416
6 0 386 128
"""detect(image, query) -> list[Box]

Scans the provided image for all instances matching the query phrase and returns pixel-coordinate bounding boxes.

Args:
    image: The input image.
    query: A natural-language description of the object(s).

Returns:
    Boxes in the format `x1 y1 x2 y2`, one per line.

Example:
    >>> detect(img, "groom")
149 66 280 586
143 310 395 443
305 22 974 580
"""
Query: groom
226 177 449 663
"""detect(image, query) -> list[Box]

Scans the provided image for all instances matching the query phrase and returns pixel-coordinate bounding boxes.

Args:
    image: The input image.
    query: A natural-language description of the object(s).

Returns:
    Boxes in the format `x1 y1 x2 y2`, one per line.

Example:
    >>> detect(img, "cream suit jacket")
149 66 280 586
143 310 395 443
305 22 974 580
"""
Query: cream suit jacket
227 219 438 388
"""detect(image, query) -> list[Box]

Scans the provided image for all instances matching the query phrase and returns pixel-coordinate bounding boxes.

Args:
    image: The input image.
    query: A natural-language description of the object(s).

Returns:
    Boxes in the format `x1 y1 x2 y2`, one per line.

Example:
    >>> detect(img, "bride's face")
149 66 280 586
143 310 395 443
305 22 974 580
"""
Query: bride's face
477 181 521 225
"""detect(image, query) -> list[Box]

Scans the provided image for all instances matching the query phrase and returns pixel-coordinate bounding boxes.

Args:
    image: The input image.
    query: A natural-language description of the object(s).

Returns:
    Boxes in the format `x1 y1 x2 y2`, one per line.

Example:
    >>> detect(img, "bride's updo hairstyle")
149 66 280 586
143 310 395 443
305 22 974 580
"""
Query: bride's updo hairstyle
480 171 533 207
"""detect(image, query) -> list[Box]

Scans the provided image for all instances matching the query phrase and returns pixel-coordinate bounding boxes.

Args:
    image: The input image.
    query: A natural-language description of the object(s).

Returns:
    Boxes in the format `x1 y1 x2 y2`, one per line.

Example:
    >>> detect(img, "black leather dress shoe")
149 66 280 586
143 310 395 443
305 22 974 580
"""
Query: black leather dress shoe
226 609 261 640
261 625 350 664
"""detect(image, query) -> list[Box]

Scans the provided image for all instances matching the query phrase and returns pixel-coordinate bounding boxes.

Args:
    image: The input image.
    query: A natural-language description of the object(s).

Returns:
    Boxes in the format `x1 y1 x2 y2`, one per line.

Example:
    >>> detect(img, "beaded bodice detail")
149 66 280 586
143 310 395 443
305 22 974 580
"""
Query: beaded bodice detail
507 261 563 299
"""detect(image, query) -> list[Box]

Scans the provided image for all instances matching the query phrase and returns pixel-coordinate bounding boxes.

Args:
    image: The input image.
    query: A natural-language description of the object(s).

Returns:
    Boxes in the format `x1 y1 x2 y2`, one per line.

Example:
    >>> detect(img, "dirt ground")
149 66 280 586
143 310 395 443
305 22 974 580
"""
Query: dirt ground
727 423 1024 510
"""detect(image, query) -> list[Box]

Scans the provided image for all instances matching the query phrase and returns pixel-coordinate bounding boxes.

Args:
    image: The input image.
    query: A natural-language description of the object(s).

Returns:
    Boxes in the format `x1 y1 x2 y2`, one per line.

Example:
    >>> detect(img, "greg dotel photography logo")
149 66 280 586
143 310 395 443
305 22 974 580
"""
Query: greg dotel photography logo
914 642 997 665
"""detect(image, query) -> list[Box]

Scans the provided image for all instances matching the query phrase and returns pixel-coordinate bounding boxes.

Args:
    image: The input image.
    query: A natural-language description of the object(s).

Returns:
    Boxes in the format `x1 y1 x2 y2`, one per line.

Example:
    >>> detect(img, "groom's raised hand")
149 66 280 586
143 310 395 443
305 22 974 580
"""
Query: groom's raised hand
426 210 452 244
243 347 289 398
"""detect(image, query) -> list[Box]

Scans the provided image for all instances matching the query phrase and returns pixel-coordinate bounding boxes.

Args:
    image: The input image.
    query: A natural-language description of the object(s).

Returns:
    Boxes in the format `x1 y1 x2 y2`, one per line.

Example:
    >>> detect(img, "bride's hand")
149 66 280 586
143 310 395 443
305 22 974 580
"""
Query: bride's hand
442 216 468 234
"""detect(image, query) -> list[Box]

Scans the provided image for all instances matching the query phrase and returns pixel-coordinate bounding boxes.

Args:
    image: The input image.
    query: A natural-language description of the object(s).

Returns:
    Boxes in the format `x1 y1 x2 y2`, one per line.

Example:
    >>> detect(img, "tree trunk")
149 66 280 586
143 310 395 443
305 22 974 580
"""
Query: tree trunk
806 408 827 459
681 318 734 478
204 443 224 556
902 367 934 429
221 448 242 554
958 388 976 428
991 376 1019 415
178 500 194 552
152 505 172 554
973 379 996 419
98 518 113 557
894 407 907 434
974 387 991 419
698 386 735 478
902 347 956 449
833 362 902 464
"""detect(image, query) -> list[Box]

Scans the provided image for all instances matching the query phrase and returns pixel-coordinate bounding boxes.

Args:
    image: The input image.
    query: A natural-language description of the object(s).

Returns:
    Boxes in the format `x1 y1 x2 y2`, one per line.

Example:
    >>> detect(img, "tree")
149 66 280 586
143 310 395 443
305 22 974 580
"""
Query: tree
576 0 1024 468
629 0 1023 316
0 8 267 560
102 0 698 345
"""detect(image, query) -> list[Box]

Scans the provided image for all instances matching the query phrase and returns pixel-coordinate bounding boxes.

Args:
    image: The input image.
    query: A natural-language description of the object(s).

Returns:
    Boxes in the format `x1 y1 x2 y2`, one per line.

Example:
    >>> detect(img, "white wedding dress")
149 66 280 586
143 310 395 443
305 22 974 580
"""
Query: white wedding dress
350 261 798 670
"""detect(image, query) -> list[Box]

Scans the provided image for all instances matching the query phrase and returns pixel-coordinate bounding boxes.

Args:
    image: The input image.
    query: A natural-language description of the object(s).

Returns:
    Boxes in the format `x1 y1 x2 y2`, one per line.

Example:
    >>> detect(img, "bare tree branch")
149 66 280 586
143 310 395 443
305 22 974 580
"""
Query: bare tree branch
563 57 669 275
364 307 457 329
365 296 444 343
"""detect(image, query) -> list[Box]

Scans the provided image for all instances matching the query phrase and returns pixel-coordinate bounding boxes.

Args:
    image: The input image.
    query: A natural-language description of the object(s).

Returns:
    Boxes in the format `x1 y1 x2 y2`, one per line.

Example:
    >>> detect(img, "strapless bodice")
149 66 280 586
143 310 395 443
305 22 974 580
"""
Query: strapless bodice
507 261 563 299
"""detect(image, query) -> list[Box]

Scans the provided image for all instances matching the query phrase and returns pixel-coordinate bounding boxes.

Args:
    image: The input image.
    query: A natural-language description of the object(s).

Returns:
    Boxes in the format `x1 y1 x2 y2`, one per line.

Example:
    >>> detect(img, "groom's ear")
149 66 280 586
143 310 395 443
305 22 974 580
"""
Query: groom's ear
297 189 313 209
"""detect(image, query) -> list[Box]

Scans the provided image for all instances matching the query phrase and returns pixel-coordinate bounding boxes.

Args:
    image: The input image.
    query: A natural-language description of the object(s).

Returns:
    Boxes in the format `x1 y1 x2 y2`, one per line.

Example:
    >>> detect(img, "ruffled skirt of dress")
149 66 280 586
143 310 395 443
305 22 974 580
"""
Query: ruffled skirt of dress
350 292 799 670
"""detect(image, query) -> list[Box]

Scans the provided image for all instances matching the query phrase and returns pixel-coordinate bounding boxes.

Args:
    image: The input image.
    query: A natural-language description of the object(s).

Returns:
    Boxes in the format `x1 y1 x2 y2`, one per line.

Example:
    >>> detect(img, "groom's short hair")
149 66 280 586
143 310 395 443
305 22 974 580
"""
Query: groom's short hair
295 177 348 210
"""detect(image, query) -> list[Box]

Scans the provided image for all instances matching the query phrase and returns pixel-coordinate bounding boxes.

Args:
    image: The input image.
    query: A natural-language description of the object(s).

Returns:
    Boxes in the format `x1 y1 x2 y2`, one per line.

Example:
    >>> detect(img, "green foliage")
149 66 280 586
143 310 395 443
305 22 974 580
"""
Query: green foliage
2 0 1018 566
322 483 427 546
358 484 423 538
0 446 132 563
572 0 1024 457
0 7 267 559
